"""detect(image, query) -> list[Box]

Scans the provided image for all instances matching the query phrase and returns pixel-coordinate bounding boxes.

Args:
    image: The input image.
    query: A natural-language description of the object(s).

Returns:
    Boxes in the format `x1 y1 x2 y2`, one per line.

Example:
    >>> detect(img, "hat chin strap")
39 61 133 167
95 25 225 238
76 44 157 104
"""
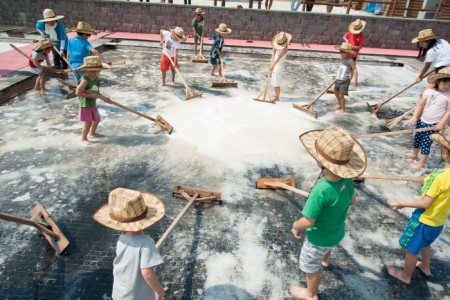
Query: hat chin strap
109 207 148 223
315 141 350 165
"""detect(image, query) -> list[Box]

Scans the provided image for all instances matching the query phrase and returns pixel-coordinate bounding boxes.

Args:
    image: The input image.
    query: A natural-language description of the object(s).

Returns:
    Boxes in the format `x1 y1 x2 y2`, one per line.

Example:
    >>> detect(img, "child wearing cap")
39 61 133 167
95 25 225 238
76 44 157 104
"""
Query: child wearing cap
270 32 291 102
210 23 232 77
405 67 450 170
387 132 450 284
160 27 186 86
192 8 205 57
290 126 367 300
93 188 166 300
343 19 366 62
28 38 54 93
334 42 358 113
75 56 112 146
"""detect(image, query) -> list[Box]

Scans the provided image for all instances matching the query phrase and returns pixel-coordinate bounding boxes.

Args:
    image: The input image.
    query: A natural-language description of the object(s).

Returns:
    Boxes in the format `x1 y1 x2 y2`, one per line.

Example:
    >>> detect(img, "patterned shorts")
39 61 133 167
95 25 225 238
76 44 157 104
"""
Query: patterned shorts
399 217 443 255
299 237 334 273
334 79 350 94
412 119 437 155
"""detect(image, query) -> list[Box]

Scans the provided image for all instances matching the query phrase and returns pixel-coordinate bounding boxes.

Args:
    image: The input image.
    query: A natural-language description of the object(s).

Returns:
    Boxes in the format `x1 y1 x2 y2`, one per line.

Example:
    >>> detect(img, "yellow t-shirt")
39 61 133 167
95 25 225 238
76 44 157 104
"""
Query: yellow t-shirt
418 168 450 226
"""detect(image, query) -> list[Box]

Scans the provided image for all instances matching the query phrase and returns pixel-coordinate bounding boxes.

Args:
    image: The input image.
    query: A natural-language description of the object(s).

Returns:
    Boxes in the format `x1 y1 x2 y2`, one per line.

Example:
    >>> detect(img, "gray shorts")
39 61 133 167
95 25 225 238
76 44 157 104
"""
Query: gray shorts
334 79 350 94
299 237 334 273
31 67 44 75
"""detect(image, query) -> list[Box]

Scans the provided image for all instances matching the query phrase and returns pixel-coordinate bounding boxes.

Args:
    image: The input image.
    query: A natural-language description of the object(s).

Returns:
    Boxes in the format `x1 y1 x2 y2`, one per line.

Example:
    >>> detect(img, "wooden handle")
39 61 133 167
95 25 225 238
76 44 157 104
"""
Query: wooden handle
156 192 199 249
109 100 156 122
264 182 309 197
10 44 33 62
0 212 58 239
162 49 190 88
52 46 71 66
353 126 438 139
358 174 424 182
307 79 337 107
111 61 126 66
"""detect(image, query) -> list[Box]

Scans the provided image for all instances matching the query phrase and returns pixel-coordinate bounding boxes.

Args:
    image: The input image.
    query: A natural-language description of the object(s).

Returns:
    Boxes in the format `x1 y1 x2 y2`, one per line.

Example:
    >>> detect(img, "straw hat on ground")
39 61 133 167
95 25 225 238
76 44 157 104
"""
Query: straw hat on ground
70 22 97 35
34 38 55 51
411 29 439 43
76 56 111 71
93 188 166 232
170 27 187 42
430 133 450 150
272 32 292 50
38 9 64 22
194 8 205 14
348 19 366 34
299 127 367 178
428 66 450 84
215 23 232 35
334 42 357 55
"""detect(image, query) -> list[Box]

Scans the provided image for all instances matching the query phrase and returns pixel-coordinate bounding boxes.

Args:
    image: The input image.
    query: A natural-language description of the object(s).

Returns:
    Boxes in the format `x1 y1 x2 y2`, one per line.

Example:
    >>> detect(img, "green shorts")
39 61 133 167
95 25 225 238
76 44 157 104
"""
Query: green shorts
194 30 203 44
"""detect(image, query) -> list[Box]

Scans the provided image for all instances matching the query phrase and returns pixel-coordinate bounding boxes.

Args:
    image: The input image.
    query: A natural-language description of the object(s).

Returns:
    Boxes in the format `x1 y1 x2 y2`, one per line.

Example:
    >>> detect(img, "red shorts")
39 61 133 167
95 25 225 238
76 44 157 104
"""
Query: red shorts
160 54 176 71
78 107 100 122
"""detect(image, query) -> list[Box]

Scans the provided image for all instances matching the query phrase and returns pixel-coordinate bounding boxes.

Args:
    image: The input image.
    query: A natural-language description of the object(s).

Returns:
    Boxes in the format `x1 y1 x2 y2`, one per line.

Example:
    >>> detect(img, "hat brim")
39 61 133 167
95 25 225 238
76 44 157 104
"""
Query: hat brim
215 28 232 34
334 45 357 55
427 72 450 84
34 42 55 52
92 192 166 232
38 15 64 22
348 20 366 34
271 33 292 50
194 11 205 14
411 35 439 44
299 130 367 178
430 133 450 149
170 29 187 42
70 26 97 35
77 63 111 71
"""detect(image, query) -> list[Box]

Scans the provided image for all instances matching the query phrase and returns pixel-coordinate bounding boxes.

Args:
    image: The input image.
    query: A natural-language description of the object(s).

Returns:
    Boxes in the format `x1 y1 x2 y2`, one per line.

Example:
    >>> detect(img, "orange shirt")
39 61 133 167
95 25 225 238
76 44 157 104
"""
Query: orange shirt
344 32 365 59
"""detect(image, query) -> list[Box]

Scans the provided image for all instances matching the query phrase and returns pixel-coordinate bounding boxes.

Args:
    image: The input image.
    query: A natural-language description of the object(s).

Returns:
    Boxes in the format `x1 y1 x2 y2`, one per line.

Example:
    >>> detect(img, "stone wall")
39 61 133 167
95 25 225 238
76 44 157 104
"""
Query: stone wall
1 0 449 49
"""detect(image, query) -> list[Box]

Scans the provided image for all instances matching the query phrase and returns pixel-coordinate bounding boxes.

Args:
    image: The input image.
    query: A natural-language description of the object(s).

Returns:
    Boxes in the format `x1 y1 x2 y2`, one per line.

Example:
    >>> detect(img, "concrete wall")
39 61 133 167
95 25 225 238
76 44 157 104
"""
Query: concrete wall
1 0 449 49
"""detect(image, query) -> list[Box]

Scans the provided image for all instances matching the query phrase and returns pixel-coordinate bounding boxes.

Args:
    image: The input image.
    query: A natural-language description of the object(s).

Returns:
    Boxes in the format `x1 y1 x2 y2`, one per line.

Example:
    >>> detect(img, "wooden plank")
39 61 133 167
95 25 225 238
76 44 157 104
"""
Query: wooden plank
172 185 221 200
256 178 296 189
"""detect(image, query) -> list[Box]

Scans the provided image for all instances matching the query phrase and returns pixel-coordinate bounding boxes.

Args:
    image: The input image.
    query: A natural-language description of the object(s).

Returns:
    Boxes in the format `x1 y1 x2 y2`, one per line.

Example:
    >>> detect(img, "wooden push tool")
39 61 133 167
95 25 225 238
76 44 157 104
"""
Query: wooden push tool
256 178 309 197
163 50 202 100
109 100 173 134
367 69 434 117
384 106 416 130
354 174 424 182
0 203 70 255
192 23 208 63
254 51 276 104
353 126 438 140
53 46 126 68
212 60 238 88
10 44 69 79
155 185 221 250
292 79 336 119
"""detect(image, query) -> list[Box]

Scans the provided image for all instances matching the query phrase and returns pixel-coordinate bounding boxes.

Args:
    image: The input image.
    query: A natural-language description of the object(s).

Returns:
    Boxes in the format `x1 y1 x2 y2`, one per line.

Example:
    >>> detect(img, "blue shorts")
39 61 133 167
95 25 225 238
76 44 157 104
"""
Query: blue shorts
210 50 221 65
412 119 437 155
399 217 443 255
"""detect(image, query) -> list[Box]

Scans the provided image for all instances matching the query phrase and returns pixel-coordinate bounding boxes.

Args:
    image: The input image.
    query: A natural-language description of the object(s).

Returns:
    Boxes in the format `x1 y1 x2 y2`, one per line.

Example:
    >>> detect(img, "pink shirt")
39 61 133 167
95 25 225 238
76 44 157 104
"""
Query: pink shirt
421 89 450 124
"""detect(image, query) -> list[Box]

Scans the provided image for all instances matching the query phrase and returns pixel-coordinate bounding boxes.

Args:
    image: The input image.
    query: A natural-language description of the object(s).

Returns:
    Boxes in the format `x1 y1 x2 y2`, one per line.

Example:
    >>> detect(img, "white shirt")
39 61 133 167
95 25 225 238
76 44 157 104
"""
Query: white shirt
162 30 180 57
421 89 450 124
273 49 287 73
425 39 450 68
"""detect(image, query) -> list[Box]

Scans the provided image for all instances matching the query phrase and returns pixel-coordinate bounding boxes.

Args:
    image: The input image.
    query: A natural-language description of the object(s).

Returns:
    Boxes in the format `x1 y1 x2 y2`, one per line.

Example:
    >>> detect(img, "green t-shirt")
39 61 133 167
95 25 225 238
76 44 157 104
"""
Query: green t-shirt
302 177 354 247
78 75 99 108
191 16 205 35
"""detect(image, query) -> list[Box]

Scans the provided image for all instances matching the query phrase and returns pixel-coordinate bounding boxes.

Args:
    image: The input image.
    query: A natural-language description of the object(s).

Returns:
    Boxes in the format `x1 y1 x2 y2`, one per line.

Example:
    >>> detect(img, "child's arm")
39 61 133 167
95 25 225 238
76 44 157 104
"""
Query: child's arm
90 48 111 65
349 59 358 87
291 216 315 239
436 102 450 131
350 194 356 206
159 30 165 46
45 55 51 68
141 267 165 300
391 195 434 210
75 79 111 103
405 94 427 126
417 62 432 83
269 48 287 72
174 48 179 68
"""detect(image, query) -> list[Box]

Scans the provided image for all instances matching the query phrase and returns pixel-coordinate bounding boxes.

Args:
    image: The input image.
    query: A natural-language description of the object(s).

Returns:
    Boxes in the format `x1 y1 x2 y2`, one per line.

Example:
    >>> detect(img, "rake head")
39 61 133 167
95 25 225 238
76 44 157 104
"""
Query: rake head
292 103 317 119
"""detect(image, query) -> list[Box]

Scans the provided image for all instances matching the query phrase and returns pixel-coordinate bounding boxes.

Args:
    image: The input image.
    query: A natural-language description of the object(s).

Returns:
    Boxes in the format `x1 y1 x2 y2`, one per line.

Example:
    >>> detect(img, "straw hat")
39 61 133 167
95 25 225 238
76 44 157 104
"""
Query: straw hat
215 23 232 34
70 22 97 35
411 29 439 43
170 27 187 42
34 38 55 51
430 133 450 150
348 19 366 34
299 127 367 178
428 66 450 84
92 188 166 232
76 56 111 71
272 32 292 50
38 9 64 22
194 8 205 14
334 42 357 55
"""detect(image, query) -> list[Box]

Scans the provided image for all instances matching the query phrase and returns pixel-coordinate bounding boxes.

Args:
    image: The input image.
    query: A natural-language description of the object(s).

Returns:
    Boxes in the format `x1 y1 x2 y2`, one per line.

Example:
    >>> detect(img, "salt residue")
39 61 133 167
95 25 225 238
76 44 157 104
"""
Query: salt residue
11 192 31 202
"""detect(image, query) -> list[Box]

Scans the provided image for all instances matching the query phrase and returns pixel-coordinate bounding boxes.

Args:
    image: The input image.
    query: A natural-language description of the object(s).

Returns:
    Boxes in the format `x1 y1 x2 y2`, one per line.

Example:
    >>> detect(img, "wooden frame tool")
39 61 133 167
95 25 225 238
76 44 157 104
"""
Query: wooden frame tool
384 106 416 130
212 60 238 88
354 174 424 182
192 22 208 63
292 79 336 119
256 177 309 197
254 51 276 104
353 126 438 140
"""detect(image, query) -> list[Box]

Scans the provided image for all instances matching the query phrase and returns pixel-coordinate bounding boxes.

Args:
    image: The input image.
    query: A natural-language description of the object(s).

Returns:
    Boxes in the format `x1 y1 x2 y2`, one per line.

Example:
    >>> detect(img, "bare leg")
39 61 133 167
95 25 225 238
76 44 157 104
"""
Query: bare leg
34 76 41 90
338 93 346 113
194 43 198 56
161 71 166 86
82 121 93 145
326 0 333 12
89 120 101 137
387 251 418 284
408 148 420 161
322 250 331 267
210 65 217 76
268 0 273 9
334 91 341 109
410 154 429 170
290 272 320 300
40 75 46 91
218 64 223 77
272 86 280 101
417 247 432 276
171 69 176 84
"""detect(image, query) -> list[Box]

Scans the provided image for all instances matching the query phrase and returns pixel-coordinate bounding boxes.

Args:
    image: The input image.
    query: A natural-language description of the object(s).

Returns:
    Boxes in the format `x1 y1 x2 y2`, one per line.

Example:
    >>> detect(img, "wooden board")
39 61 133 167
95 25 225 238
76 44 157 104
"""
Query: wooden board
256 178 297 189
172 185 221 202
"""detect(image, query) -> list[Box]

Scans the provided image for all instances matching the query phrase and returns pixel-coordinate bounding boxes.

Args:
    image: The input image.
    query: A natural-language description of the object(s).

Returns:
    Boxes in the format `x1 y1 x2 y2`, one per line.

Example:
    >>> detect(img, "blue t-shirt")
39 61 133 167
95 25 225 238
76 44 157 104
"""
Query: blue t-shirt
68 36 93 69
35 21 68 50
210 34 224 58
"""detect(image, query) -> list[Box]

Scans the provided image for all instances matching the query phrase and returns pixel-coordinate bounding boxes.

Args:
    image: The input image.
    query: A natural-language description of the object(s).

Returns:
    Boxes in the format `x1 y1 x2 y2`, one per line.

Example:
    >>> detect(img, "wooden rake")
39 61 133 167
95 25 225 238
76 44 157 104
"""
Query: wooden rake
163 50 202 101
367 69 434 117
0 203 70 255
192 22 208 64
155 185 221 250
292 79 336 119
212 60 238 88
254 51 276 104
109 100 173 134
352 126 438 140
384 106 416 130
256 178 309 197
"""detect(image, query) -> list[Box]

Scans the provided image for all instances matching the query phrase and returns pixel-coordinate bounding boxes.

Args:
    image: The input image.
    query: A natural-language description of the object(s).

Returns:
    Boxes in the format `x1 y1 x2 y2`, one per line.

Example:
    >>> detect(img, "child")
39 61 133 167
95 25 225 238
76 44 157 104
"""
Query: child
333 42 358 113
270 32 291 102
192 8 205 57
75 56 112 146
29 38 54 93
290 126 367 299
68 22 111 86
405 67 450 170
343 19 366 62
160 27 186 86
210 23 232 77
93 188 166 300
387 132 450 284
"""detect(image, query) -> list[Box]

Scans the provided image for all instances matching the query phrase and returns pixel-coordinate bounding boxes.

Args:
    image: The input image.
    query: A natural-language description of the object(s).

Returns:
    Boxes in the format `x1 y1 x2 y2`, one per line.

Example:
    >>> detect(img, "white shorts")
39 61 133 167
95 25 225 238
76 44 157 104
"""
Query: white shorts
299 237 334 273
31 67 44 75
271 72 282 87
